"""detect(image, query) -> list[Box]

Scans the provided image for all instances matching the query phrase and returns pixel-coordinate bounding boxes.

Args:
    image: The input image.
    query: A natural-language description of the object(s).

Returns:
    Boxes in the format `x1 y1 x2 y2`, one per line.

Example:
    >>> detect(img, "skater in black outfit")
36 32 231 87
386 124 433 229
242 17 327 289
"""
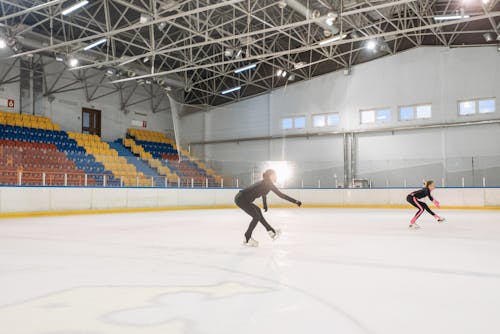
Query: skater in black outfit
407 180 445 229
235 169 302 247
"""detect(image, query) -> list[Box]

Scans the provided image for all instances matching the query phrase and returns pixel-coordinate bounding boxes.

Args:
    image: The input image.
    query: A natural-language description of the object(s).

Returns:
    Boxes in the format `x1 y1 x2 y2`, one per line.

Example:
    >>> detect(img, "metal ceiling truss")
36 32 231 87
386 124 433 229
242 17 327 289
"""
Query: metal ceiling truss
0 0 498 109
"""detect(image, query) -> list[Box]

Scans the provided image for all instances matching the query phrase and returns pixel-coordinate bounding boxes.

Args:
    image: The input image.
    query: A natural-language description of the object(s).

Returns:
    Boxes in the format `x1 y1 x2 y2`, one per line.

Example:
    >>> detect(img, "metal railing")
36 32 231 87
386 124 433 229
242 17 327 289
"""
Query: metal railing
0 171 224 188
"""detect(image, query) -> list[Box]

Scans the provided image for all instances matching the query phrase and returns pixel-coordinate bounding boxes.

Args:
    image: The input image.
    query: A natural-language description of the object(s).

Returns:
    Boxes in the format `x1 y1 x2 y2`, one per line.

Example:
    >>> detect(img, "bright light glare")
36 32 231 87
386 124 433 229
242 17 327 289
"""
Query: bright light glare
68 58 79 67
366 40 377 50
263 161 293 185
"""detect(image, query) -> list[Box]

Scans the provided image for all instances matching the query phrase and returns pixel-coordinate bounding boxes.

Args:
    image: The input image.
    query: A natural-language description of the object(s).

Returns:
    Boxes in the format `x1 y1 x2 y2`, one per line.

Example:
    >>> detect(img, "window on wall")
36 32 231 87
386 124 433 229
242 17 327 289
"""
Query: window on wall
459 98 496 116
294 116 306 129
327 113 340 126
399 106 414 121
376 109 391 122
313 113 340 127
313 115 326 127
478 99 495 114
282 116 306 130
360 110 375 124
360 108 391 124
282 118 293 130
399 104 432 121
459 100 476 115
416 104 432 119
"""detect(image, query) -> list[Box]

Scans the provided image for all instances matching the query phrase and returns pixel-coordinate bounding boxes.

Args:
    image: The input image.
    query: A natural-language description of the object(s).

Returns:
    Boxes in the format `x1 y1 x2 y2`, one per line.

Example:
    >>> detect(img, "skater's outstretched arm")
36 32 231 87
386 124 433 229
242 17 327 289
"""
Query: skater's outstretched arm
262 195 268 212
270 184 302 206
426 188 434 201
426 187 440 208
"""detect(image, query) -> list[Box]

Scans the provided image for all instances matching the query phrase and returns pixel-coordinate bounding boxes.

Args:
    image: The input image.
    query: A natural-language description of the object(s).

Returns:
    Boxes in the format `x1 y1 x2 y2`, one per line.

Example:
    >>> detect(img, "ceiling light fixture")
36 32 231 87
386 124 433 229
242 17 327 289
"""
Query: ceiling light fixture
68 58 79 67
319 33 348 46
61 0 89 16
83 38 107 51
433 14 470 21
221 86 241 95
234 64 257 74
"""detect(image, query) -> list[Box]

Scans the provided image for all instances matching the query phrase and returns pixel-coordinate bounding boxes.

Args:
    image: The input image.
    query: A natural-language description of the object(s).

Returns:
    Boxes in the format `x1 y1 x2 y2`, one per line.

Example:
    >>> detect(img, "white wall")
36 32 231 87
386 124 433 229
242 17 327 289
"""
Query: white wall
0 57 174 141
182 47 500 187
1 187 499 214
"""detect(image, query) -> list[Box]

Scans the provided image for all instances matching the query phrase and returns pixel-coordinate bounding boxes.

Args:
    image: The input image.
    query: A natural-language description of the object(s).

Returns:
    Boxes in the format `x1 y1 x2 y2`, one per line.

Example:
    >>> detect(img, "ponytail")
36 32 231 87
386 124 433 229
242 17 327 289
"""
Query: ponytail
424 180 434 188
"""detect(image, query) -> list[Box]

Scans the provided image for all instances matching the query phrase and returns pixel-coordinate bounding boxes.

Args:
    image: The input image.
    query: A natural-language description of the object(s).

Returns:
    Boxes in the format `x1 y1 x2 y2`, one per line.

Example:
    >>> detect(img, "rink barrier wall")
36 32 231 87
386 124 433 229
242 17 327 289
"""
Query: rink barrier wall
1 187 500 218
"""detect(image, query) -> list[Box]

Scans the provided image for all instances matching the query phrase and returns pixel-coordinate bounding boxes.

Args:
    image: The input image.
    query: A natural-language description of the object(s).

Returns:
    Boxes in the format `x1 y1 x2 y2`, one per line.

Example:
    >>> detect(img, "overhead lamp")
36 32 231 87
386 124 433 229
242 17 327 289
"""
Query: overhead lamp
483 32 494 42
106 68 116 76
234 63 257 74
68 58 79 67
276 69 283 77
366 39 377 51
55 55 64 62
83 38 107 51
224 48 234 58
221 86 241 95
140 14 153 24
137 79 145 86
143 57 150 63
319 33 348 46
165 86 172 92
325 12 337 26
61 0 89 16
127 70 136 77
158 22 166 31
294 61 306 69
0 38 6 49
433 14 470 21
483 0 490 3
235 49 242 59
145 80 152 85
281 71 287 78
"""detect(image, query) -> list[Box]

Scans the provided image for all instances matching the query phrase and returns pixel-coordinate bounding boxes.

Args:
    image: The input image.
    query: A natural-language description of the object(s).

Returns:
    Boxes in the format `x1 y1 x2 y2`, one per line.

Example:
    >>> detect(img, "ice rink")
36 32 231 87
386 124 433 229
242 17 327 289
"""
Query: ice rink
1 207 500 334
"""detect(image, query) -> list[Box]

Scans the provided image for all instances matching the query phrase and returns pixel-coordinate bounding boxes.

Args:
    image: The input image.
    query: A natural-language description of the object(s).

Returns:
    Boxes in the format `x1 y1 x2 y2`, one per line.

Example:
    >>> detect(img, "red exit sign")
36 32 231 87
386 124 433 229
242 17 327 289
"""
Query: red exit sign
0 98 15 108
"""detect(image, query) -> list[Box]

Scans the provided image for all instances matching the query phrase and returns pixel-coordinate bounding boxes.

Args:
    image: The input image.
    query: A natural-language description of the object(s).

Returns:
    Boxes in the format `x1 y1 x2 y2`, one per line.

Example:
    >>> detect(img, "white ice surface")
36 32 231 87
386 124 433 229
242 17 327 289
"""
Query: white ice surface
1 208 500 334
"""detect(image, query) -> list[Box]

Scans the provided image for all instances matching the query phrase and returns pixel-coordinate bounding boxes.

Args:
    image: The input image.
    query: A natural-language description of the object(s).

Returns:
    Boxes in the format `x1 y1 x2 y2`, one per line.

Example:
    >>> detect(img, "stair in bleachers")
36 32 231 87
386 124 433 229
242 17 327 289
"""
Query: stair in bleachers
122 138 178 182
126 128 221 186
68 132 154 187
108 140 161 177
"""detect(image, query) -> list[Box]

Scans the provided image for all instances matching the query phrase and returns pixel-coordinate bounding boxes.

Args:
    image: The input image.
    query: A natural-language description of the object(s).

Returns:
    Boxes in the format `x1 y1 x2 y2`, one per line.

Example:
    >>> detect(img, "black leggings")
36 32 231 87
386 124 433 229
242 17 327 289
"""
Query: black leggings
235 195 275 241
407 195 436 222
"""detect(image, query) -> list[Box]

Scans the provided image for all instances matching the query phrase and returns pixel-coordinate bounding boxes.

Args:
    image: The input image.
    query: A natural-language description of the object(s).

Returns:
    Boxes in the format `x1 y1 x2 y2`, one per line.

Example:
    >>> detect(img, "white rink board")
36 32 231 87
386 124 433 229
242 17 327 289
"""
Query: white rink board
50 187 93 211
0 187 499 213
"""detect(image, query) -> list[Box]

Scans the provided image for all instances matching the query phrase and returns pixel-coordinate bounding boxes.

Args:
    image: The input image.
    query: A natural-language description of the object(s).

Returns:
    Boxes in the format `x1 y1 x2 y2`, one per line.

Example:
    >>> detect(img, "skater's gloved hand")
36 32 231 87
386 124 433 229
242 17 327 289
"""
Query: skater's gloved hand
264 206 268 212
432 199 440 208
296 200 302 207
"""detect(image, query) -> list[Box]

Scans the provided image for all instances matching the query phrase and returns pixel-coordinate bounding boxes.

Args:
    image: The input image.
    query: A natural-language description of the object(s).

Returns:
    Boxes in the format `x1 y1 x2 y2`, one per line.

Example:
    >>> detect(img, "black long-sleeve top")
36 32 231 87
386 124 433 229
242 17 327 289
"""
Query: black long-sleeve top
238 179 298 209
409 187 434 201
